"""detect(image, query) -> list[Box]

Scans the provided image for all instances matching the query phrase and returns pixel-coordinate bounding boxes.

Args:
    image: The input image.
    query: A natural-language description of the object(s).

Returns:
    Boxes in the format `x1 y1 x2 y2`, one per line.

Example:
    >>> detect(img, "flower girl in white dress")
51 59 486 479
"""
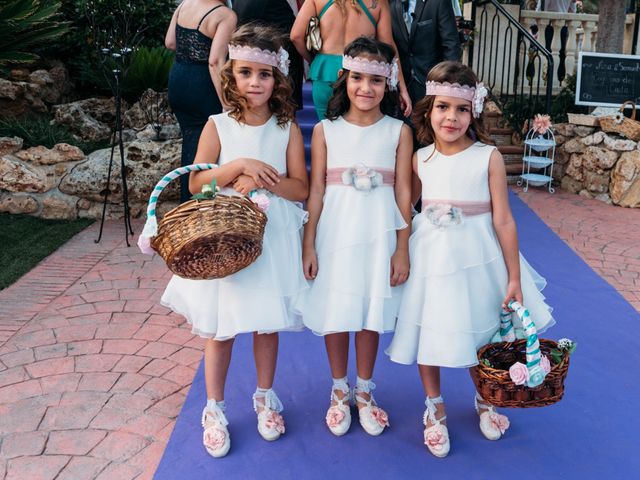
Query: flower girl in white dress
386 61 555 457
297 37 413 437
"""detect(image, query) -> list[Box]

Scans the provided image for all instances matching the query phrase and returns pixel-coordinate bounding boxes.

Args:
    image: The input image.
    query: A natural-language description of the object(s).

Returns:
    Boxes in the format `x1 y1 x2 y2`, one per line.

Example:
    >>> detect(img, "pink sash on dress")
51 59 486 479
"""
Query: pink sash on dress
422 199 492 216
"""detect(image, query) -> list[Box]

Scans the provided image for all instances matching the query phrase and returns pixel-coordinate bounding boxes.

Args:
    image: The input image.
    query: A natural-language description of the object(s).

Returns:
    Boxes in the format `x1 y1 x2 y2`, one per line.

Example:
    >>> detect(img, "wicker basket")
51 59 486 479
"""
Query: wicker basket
600 100 640 141
141 164 267 280
469 302 571 408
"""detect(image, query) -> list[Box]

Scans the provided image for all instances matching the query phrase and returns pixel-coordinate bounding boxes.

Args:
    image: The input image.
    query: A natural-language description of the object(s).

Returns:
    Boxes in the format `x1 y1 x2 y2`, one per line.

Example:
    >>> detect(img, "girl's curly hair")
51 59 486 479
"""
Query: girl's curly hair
325 36 400 120
221 23 295 126
412 61 494 147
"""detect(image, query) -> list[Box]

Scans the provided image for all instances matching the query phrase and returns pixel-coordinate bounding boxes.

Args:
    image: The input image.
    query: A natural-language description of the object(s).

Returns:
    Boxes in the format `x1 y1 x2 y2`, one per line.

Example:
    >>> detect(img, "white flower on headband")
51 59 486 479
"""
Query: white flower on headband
472 83 488 118
388 58 399 91
277 47 290 77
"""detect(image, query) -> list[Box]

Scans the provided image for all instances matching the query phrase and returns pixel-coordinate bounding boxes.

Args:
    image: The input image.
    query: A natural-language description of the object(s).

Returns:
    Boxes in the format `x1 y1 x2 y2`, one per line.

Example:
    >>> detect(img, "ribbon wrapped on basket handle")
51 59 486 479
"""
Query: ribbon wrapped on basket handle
137 163 218 255
499 301 547 388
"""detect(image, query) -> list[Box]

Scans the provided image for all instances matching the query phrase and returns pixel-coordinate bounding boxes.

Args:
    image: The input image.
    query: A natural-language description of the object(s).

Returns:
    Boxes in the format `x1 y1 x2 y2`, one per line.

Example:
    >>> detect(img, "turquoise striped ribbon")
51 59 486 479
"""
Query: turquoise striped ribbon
508 301 546 388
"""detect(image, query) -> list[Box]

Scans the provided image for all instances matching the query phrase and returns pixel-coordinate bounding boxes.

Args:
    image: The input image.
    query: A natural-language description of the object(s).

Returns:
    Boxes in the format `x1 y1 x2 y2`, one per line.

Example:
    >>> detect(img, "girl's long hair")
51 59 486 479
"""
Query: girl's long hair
325 36 400 120
221 23 295 126
412 61 494 147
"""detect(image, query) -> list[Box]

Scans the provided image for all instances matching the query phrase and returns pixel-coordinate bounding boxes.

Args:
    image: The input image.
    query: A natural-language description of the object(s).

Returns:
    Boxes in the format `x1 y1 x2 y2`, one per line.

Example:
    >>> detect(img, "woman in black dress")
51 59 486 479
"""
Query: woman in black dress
165 0 237 203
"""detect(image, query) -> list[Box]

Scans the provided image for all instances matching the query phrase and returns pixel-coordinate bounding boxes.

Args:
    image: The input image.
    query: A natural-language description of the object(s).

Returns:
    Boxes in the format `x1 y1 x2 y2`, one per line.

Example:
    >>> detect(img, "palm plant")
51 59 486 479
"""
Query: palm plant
0 0 70 66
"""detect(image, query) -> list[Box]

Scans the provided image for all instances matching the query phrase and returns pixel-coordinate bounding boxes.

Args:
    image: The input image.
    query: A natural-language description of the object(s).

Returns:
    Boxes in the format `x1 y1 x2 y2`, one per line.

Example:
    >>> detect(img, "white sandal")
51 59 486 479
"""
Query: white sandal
354 379 389 436
253 389 285 441
325 379 352 436
423 396 450 458
201 404 231 458
475 393 510 441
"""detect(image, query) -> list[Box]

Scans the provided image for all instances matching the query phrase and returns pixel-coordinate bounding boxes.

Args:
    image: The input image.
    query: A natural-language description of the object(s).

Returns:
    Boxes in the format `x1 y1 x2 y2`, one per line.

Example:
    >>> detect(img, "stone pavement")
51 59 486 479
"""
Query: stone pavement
0 187 638 480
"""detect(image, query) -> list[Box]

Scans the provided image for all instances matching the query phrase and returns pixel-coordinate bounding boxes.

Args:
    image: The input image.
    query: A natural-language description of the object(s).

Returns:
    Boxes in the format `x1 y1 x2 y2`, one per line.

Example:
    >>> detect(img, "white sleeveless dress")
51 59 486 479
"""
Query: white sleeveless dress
386 142 555 367
161 113 308 340
295 115 408 335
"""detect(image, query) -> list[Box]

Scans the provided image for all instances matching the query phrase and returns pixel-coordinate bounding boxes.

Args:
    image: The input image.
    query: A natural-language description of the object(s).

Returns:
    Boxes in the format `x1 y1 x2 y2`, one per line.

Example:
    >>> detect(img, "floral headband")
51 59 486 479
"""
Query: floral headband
425 81 488 118
342 55 399 91
228 44 290 77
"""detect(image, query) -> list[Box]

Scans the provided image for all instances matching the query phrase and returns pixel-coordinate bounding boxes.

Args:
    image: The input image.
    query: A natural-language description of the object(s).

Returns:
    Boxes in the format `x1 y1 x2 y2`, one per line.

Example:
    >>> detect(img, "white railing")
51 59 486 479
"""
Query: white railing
519 11 637 90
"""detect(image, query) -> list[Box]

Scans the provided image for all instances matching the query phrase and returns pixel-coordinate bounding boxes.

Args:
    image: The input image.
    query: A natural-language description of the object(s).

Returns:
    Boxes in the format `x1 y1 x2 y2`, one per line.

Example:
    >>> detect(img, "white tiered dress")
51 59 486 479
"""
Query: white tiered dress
386 142 555 367
161 113 308 340
296 115 408 335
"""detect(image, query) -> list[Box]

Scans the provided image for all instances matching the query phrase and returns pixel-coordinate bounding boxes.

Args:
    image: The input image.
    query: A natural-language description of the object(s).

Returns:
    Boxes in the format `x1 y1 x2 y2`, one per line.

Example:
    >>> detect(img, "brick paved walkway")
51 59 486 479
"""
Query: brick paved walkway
0 187 637 479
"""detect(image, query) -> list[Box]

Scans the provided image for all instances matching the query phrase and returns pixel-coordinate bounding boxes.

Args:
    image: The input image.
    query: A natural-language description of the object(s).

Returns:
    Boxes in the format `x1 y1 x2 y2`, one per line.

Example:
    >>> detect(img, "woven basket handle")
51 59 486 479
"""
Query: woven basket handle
620 100 637 120
138 164 218 249
501 301 547 388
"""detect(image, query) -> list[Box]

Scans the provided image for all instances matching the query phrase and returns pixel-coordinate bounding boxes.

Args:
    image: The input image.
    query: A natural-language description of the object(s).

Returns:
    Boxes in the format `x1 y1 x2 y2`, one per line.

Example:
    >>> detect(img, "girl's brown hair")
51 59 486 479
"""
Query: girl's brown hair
221 23 295 126
412 61 494 147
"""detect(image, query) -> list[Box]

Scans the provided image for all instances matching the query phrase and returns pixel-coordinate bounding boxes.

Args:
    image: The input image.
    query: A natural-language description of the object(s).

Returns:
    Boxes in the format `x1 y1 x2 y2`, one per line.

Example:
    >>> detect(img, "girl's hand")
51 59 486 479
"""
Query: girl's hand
233 174 259 196
302 245 318 280
502 280 523 310
399 88 413 118
390 249 410 286
241 159 281 188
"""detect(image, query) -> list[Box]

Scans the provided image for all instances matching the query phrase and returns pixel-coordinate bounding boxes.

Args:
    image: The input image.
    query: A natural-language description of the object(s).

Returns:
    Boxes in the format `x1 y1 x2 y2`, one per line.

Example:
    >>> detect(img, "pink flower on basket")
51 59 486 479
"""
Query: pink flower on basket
326 407 346 428
540 355 551 375
488 412 510 434
424 425 447 451
251 193 270 212
370 407 390 427
509 362 530 386
532 114 552 135
137 234 154 255
264 411 285 434
203 427 226 451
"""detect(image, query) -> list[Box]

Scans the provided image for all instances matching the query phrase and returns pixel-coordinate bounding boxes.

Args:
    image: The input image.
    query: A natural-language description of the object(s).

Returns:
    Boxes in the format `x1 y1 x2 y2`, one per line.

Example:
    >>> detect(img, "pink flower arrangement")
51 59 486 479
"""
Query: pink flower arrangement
540 355 551 375
508 362 530 385
264 411 285 434
532 114 552 135
251 193 270 212
203 427 226 451
424 425 447 451
370 407 390 427
488 412 510 434
326 407 346 428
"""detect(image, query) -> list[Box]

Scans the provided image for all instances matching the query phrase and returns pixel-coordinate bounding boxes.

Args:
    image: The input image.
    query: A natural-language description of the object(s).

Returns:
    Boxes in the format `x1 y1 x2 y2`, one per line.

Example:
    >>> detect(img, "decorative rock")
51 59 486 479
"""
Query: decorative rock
0 193 39 214
40 193 78 219
14 143 83 166
554 149 570 165
53 143 85 162
135 124 181 142
554 123 575 137
582 146 619 171
581 131 605 146
552 163 565 182
52 98 123 142
578 189 593 198
0 78 25 101
611 150 640 207
9 69 30 82
554 134 566 145
565 154 584 181
48 64 74 97
594 193 613 205
574 126 596 137
0 156 48 192
585 170 610 194
561 175 583 194
0 137 23 156
563 138 585 154
603 135 636 152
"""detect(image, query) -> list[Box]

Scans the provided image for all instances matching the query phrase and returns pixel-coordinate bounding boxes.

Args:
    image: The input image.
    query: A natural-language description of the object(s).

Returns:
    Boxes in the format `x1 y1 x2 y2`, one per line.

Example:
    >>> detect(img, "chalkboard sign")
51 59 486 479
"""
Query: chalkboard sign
576 52 640 108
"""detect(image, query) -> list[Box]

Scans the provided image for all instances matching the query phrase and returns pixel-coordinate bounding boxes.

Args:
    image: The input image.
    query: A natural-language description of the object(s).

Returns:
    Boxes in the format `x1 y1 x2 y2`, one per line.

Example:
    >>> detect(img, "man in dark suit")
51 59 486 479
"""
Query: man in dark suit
232 0 304 109
390 0 461 105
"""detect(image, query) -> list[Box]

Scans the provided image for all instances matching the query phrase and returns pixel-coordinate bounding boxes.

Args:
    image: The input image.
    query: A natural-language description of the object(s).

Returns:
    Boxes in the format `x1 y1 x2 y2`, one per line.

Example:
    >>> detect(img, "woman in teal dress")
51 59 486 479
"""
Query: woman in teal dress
291 0 412 120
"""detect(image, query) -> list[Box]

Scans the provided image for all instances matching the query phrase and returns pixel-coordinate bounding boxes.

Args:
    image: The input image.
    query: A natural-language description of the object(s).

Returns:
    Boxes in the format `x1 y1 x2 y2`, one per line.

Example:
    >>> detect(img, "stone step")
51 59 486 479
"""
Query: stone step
490 127 514 147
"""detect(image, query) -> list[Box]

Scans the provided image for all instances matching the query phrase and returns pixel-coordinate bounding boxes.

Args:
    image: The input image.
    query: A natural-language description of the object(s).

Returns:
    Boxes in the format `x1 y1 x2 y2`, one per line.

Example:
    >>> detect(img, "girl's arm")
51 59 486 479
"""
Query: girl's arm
264 123 310 202
164 5 180 51
290 0 316 64
188 120 280 193
390 124 413 286
206 9 237 110
302 122 328 280
376 0 412 117
488 148 523 307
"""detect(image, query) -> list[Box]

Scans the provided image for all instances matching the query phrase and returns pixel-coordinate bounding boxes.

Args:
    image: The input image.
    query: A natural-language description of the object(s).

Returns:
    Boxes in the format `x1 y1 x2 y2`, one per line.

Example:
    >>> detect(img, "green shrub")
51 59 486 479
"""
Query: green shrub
0 0 70 67
122 47 174 103
0 114 109 153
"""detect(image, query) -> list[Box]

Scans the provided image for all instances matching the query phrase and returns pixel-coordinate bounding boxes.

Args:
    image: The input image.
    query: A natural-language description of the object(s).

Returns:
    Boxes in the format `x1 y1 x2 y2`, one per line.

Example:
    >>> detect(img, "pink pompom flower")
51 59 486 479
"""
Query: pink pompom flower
508 361 530 385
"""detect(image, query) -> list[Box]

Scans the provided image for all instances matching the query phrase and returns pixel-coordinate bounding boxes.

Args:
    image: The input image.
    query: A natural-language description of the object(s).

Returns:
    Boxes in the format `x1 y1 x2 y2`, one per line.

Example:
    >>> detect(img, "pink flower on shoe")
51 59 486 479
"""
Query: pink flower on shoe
424 425 447 451
370 407 390 428
326 407 346 428
509 362 530 385
264 411 285 434
203 427 226 451
540 355 552 374
488 412 510 434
